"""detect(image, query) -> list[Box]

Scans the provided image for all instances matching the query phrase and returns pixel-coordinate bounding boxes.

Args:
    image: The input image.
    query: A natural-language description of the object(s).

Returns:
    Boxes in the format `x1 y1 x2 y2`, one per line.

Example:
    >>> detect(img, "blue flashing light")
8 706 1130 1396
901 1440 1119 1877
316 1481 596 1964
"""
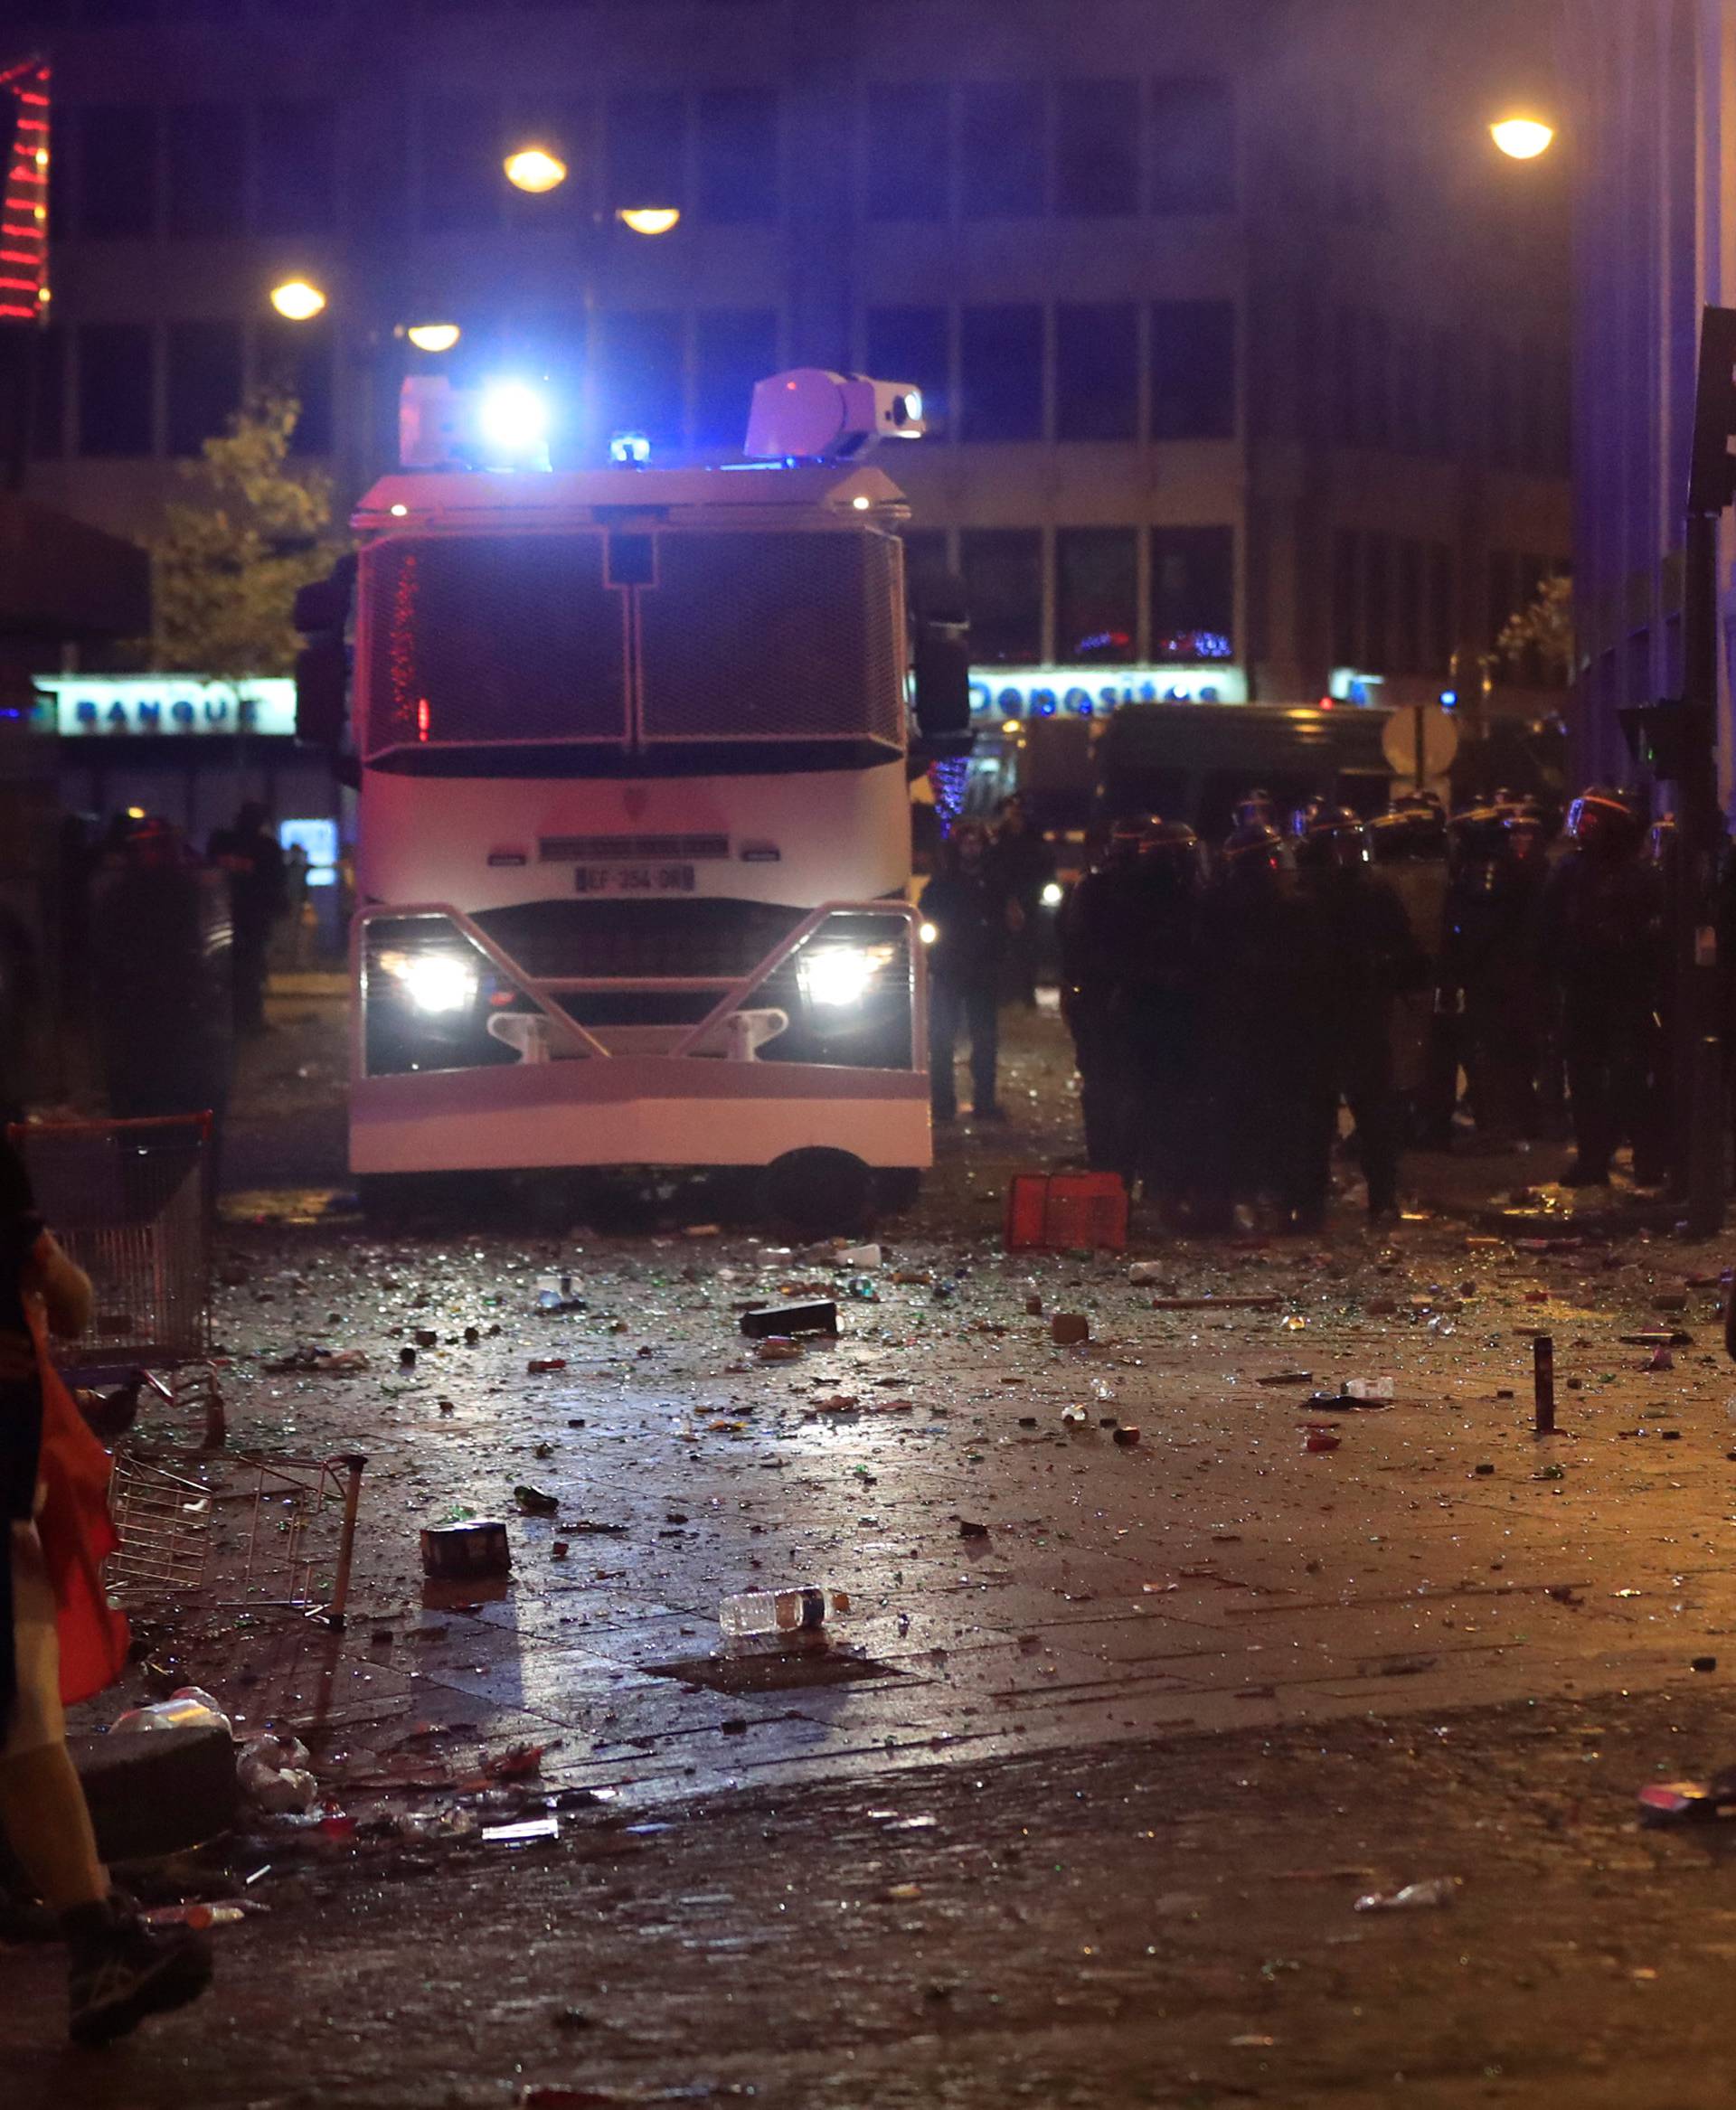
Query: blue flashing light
1439 689 1458 710
609 430 651 465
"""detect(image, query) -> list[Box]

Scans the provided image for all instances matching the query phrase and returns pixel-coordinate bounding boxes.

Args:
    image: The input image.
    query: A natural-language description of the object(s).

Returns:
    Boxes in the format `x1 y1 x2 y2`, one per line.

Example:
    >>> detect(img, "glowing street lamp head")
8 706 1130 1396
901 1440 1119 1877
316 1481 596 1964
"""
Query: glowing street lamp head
504 147 567 194
1490 116 1555 161
269 278 326 322
616 205 681 237
478 380 550 461
405 322 461 353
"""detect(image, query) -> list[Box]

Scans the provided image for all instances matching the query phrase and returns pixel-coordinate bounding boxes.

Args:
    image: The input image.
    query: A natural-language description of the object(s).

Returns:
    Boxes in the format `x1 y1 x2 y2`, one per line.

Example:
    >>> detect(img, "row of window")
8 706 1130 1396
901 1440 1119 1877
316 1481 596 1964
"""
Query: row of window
1298 301 1571 478
903 525 1236 670
1330 531 1570 679
33 305 1242 460
30 319 333 459
59 89 779 240
871 302 1236 444
54 75 1236 243
39 297 1571 483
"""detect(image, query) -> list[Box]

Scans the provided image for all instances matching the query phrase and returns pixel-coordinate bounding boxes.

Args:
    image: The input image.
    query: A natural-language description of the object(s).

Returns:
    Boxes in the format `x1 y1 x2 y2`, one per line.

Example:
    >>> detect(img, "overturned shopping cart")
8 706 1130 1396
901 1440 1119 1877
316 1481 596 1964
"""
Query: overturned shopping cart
9 1112 224 1447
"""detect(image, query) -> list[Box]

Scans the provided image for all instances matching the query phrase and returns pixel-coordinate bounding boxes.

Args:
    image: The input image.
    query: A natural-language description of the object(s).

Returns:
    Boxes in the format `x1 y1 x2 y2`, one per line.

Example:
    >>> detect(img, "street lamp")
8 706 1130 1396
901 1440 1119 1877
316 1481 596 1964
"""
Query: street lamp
1490 116 1555 160
504 147 567 194
403 322 461 353
615 205 680 237
269 278 327 322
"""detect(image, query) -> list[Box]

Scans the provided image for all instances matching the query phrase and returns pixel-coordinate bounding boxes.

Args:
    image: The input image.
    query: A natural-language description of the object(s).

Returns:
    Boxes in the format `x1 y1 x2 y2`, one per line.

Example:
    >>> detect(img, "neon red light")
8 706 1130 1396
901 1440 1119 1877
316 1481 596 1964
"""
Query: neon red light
416 696 430 742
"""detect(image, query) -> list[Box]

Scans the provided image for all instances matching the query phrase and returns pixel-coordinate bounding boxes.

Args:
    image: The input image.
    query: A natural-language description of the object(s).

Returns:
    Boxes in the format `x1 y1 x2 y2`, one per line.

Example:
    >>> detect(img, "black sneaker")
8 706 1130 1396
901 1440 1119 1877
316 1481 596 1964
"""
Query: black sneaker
67 1902 212 2048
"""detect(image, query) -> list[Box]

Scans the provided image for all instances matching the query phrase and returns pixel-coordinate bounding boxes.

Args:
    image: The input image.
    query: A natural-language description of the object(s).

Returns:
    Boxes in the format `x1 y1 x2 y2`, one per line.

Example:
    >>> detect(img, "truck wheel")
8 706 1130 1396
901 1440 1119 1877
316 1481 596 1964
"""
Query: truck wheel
874 1167 923 1215
759 1148 873 1238
356 1172 463 1224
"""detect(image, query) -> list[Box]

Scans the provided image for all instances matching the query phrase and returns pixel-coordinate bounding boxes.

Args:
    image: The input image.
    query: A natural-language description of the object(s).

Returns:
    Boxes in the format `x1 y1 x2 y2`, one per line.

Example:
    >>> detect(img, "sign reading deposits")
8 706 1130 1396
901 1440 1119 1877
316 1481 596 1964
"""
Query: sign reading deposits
33 676 298 739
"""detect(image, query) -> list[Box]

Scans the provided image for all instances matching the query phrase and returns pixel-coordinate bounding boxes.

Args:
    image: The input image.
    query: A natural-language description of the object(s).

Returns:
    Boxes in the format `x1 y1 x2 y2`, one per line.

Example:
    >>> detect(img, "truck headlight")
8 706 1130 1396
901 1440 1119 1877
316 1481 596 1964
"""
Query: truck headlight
377 948 479 1014
1041 881 1063 908
919 921 938 946
798 943 894 1009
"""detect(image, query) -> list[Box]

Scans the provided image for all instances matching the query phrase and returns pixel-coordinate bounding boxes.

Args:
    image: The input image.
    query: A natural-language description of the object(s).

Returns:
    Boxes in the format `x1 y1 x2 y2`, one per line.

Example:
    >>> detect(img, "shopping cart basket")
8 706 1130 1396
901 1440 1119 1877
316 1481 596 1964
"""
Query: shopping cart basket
9 1113 223 1446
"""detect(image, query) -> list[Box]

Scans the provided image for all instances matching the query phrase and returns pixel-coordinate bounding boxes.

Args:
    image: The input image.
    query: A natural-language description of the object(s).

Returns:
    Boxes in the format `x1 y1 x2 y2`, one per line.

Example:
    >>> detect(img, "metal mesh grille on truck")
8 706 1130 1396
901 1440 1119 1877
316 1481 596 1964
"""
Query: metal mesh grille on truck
637 531 903 747
363 532 627 755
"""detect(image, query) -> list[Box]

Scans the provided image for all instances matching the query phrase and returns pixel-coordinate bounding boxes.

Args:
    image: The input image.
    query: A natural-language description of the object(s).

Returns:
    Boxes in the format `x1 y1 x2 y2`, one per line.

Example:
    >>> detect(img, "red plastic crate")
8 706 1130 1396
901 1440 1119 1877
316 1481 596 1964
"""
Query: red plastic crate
1004 1172 1128 1253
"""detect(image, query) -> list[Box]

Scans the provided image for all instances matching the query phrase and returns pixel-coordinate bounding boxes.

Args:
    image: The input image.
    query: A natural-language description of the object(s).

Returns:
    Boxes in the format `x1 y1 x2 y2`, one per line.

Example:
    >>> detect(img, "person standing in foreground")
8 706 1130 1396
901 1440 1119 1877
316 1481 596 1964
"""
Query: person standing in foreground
0 1135 212 2044
920 819 1022 1123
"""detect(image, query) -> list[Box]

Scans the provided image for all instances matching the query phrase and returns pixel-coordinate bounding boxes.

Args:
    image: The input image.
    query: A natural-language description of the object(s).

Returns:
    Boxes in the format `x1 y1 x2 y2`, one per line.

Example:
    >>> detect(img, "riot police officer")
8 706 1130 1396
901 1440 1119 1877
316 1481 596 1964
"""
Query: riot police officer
1059 815 1156 1170
1370 799 1454 1148
1198 822 1321 1227
1112 821 1207 1210
1535 787 1665 1186
1290 805 1425 1228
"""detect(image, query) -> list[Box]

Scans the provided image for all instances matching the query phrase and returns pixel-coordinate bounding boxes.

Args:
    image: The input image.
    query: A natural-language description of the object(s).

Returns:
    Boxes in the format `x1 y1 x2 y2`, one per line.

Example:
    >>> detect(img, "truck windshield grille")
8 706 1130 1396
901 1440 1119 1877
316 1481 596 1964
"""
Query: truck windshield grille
363 532 627 755
362 529 902 760
637 532 903 747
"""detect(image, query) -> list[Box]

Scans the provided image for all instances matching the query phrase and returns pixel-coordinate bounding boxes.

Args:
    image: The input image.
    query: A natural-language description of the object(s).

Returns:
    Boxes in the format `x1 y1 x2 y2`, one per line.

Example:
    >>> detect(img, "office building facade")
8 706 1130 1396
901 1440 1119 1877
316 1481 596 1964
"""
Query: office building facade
12 0 1571 724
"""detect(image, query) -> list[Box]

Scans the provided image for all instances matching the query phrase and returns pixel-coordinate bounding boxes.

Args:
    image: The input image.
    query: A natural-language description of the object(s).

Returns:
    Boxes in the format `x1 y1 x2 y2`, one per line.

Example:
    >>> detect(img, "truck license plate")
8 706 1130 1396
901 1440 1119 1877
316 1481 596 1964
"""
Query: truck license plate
574 864 695 895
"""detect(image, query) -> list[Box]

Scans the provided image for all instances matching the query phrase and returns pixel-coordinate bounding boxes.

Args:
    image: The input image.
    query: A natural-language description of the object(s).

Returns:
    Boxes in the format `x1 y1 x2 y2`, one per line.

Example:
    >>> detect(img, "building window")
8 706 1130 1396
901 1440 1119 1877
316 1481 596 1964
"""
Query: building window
866 306 948 429
259 316 333 454
901 529 951 604
29 325 65 459
167 105 246 238
1362 314 1391 450
1429 543 1456 671
959 305 1043 441
420 98 502 233
166 319 242 457
600 310 684 453
1055 528 1137 663
1396 538 1424 673
1055 80 1138 216
256 100 336 237
960 530 1043 664
864 84 949 221
78 105 156 239
1151 525 1233 659
1486 336 1517 469
1427 326 1458 457
693 308 777 451
1150 301 1236 439
1364 531 1392 671
959 82 1045 218
1055 304 1137 441
78 322 155 456
1149 78 1235 213
608 91 687 215
1392 325 1425 455
348 95 409 241
1331 529 1360 666
1486 548 1520 651
695 89 778 222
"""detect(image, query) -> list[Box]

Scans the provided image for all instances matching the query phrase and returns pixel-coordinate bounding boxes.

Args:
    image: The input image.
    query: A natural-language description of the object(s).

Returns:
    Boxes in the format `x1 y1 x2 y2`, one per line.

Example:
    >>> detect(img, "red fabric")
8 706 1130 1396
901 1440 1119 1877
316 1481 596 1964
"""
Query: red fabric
30 1319 129 1706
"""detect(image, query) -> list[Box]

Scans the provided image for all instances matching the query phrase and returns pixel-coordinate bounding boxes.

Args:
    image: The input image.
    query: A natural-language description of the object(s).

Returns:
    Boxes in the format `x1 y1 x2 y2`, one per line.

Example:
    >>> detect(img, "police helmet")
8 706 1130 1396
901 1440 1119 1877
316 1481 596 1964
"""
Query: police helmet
1566 786 1640 856
1232 788 1278 831
1370 801 1448 862
1294 803 1369 870
1140 818 1203 884
1107 812 1163 862
1220 821 1285 875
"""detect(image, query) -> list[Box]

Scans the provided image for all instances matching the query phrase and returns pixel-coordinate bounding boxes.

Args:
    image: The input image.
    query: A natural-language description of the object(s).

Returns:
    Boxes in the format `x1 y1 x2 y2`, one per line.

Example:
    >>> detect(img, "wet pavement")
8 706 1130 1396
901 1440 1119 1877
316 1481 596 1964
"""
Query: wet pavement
8 987 1736 2104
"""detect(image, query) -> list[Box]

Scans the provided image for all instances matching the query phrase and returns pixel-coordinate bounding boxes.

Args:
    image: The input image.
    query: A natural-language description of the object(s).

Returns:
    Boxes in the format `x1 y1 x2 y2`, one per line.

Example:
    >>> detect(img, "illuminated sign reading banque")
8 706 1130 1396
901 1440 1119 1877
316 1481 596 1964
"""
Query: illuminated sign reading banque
33 677 298 739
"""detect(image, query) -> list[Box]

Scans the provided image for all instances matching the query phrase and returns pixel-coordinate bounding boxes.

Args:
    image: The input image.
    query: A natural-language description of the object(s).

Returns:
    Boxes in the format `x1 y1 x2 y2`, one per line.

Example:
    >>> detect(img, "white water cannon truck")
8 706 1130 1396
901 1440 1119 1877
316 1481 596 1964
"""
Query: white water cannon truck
293 368 970 1228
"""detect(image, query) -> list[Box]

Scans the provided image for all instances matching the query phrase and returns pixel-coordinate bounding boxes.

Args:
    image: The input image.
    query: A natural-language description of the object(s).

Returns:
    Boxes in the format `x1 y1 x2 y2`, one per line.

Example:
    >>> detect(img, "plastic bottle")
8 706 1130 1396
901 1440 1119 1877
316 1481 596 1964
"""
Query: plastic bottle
719 1585 827 1640
113 1689 232 1737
